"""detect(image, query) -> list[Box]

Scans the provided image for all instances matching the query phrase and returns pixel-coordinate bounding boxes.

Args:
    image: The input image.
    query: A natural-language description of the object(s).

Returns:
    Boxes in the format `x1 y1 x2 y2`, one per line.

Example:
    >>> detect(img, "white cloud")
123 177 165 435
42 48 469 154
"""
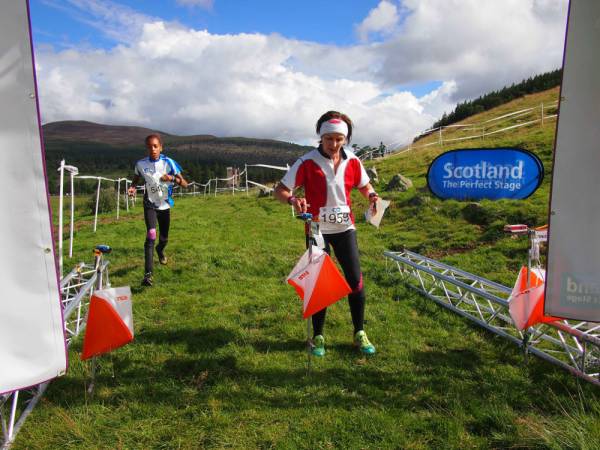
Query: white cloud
374 0 569 100
356 1 399 43
34 0 569 148
36 22 431 147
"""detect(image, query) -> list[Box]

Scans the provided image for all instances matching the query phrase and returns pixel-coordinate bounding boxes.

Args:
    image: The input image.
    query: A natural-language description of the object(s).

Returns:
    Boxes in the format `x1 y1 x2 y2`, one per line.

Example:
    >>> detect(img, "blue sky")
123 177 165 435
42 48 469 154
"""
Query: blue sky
31 1 386 48
28 0 568 146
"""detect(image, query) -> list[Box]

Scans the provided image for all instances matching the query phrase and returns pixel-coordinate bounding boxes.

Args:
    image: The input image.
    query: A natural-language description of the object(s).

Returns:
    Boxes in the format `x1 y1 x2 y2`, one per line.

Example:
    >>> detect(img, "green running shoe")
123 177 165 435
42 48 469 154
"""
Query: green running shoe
311 335 325 357
354 330 376 355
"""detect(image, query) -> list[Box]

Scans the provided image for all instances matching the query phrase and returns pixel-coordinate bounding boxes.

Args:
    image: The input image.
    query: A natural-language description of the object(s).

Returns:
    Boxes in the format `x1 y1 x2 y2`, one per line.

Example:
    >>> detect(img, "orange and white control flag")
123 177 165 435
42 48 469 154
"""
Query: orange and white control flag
508 267 559 330
287 246 351 318
81 287 133 360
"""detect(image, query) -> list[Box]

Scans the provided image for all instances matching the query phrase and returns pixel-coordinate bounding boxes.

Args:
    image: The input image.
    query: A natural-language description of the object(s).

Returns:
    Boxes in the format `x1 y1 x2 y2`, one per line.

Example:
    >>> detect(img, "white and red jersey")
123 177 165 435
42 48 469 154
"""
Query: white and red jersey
281 147 370 234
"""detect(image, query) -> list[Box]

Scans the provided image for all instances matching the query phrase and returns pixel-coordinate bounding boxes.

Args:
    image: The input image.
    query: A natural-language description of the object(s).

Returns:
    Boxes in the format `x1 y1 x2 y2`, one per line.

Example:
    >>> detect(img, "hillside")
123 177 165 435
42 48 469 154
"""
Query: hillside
43 121 174 146
431 69 562 129
19 85 600 449
43 121 311 193
362 87 560 283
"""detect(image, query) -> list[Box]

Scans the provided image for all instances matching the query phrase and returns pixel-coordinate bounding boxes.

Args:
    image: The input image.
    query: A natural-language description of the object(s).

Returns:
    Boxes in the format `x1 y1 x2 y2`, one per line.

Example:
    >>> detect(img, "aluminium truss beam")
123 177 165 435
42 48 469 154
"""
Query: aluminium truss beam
384 249 600 387
1 260 109 449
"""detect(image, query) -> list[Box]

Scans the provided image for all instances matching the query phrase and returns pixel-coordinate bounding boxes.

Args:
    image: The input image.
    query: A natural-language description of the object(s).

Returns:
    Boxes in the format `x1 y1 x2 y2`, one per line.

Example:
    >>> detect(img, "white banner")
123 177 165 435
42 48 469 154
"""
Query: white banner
0 1 67 393
545 1 600 321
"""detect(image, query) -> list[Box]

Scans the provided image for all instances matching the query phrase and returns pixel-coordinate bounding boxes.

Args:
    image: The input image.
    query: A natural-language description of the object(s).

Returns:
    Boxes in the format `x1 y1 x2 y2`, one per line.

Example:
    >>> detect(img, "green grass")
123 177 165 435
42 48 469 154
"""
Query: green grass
16 192 600 449
15 87 600 449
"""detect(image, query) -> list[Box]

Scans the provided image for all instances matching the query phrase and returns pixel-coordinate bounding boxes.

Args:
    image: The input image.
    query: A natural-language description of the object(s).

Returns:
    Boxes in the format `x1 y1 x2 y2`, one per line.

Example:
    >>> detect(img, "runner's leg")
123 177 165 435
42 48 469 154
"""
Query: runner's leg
155 208 171 258
144 206 158 274
311 238 332 337
328 230 365 334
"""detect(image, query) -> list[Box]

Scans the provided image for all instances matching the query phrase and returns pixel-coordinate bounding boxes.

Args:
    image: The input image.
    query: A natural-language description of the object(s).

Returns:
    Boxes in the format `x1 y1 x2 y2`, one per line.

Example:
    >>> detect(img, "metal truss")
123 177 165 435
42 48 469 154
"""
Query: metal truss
384 249 600 387
1 256 110 449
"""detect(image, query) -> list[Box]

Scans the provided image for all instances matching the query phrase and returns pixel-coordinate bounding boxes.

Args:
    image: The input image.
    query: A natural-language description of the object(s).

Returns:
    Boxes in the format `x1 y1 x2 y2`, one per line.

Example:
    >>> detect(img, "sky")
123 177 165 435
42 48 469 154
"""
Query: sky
29 0 569 147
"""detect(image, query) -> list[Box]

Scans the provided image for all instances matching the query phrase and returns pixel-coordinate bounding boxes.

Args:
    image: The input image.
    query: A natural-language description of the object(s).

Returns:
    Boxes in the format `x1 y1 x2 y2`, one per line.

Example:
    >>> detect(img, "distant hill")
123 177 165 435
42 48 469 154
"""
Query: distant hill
43 121 311 193
43 121 174 146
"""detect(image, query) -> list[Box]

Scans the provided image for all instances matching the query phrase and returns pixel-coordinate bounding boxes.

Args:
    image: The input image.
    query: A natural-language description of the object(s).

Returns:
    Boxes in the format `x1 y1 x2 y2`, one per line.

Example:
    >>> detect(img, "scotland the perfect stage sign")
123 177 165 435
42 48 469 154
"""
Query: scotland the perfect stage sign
427 148 543 201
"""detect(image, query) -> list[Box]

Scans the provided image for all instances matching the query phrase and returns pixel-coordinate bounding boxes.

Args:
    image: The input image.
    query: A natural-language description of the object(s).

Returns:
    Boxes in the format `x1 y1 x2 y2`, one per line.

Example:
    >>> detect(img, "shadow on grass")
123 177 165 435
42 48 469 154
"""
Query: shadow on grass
109 265 139 279
136 326 238 353
45 324 600 421
248 338 308 353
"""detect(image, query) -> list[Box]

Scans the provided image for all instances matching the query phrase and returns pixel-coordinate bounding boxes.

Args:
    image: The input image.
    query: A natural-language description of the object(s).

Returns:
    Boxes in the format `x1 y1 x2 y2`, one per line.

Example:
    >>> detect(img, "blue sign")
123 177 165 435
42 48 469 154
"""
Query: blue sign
427 148 544 200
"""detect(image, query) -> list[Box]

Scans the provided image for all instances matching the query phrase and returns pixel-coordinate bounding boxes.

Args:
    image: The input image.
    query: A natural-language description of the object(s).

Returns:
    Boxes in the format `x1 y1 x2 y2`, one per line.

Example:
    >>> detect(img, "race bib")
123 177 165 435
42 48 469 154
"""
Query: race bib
319 205 351 225
146 172 168 206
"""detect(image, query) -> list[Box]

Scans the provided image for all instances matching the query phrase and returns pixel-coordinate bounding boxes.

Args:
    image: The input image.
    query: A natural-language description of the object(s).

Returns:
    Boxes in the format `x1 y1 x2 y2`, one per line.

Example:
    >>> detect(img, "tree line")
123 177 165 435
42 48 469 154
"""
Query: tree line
431 69 562 130
44 139 305 195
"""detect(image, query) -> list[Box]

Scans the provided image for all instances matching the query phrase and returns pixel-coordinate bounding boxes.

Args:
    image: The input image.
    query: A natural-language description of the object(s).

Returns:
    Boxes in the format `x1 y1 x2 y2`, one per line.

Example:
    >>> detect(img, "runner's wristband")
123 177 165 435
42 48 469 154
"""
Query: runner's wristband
288 195 296 205
368 192 378 198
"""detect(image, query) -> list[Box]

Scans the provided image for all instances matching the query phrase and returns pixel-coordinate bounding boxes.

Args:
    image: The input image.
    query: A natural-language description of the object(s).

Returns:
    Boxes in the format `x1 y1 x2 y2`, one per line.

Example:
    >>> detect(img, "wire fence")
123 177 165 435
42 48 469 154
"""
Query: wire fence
55 98 558 273
55 160 289 276
358 100 559 161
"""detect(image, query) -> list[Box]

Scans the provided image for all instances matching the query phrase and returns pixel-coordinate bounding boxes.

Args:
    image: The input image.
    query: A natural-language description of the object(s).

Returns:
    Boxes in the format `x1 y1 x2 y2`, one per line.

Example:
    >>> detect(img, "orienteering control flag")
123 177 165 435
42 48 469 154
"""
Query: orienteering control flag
508 267 559 331
81 287 134 360
287 246 351 318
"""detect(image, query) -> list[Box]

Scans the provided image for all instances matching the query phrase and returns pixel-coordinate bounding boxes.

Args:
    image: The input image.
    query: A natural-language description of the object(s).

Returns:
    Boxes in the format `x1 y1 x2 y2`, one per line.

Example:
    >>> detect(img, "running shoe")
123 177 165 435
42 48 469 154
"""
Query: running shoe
311 335 326 357
141 273 153 286
157 249 168 265
354 330 376 355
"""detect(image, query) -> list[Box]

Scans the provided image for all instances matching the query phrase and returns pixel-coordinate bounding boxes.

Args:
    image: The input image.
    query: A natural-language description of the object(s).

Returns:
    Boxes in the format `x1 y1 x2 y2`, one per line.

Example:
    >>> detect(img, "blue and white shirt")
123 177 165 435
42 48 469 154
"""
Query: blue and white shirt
134 155 182 210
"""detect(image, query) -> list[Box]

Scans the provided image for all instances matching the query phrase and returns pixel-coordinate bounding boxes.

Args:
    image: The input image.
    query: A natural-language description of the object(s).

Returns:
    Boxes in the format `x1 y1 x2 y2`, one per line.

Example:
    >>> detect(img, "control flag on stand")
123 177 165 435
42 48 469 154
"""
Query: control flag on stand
509 267 559 331
82 287 134 360
287 246 351 318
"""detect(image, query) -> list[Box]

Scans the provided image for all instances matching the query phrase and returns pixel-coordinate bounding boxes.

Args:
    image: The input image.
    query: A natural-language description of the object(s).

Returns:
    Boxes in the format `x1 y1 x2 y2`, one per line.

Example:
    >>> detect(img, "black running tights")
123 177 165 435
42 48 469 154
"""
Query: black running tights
311 229 365 337
143 207 170 274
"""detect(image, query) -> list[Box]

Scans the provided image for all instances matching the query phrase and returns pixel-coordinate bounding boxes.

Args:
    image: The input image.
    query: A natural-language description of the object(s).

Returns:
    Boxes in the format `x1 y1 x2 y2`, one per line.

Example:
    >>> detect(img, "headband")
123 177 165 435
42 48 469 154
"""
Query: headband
319 118 348 137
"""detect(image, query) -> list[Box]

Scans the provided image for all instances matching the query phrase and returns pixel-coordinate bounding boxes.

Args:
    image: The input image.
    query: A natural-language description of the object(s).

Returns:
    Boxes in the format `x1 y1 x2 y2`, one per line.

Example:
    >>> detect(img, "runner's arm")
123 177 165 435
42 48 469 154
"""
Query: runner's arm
160 173 188 188
359 183 378 205
274 182 308 213
128 174 142 195
175 173 188 188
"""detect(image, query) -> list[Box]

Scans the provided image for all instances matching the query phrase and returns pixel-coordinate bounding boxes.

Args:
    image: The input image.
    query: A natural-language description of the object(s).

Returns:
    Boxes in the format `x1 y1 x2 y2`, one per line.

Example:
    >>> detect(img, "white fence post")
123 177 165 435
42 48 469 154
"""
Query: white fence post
541 102 544 126
57 160 65 277
69 170 75 258
93 178 101 233
116 179 121 220
125 180 130 212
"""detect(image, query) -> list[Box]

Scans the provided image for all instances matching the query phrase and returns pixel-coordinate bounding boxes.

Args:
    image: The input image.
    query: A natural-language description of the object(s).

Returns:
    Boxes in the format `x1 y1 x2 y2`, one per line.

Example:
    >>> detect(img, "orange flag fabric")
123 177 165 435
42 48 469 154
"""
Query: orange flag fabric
287 246 352 318
508 266 559 330
81 287 134 360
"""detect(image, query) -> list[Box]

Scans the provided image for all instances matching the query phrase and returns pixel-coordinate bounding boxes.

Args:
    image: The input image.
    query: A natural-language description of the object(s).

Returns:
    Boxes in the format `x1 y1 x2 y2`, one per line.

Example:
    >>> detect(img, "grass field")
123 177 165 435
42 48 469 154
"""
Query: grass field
15 88 600 449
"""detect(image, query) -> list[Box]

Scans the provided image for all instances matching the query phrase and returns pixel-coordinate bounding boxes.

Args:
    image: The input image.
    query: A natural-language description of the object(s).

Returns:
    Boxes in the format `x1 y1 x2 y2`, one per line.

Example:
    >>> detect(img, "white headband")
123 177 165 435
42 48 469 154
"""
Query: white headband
319 118 348 137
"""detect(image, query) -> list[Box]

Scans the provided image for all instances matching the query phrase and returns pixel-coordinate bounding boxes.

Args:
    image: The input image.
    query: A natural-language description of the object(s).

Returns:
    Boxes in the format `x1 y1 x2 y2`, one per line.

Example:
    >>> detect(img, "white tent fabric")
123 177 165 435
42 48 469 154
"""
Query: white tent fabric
0 1 67 394
545 1 600 321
